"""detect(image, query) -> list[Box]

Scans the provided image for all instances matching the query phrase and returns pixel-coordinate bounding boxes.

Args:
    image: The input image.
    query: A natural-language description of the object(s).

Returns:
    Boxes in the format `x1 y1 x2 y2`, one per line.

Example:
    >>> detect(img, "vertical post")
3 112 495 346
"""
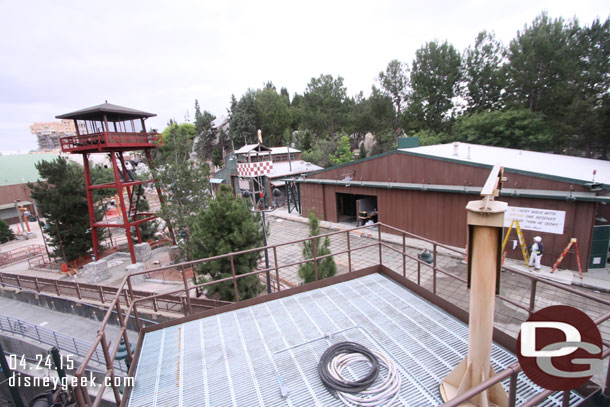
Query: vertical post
114 300 134 360
346 230 352 273
561 391 570 407
98 286 105 303
604 359 610 398
528 279 537 317
0 341 25 407
273 247 280 292
180 265 192 315
312 237 318 281
402 233 406 278
126 279 141 332
82 153 100 260
432 243 437 294
75 281 82 300
261 210 271 294
100 332 122 406
508 371 517 407
110 152 137 263
378 226 382 266
417 261 421 285
54 280 61 296
230 255 239 302
144 149 176 244
440 181 508 405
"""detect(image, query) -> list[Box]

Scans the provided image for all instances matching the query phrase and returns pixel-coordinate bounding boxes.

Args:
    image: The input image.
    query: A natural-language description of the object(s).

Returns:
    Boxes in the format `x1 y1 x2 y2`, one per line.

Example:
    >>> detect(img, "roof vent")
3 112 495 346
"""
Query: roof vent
467 146 471 160
453 142 460 156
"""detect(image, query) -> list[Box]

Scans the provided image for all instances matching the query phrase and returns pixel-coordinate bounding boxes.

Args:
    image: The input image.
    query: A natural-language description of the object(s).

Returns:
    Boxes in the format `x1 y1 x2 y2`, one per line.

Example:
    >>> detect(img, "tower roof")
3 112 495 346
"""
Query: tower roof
56 102 156 121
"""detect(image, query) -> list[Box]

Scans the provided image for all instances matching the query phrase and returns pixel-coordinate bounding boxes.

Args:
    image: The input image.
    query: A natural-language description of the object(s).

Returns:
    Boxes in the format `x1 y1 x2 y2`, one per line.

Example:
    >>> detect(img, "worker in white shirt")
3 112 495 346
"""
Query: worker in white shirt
528 236 543 270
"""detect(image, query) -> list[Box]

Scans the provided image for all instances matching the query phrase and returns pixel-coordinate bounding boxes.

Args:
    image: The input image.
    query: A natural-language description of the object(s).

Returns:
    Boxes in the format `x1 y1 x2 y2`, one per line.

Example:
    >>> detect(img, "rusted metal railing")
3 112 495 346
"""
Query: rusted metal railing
67 222 610 406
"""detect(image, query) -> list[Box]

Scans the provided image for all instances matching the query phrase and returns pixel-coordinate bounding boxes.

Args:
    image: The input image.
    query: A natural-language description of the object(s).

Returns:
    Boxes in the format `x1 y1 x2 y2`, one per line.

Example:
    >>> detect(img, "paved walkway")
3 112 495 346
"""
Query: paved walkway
0 296 138 346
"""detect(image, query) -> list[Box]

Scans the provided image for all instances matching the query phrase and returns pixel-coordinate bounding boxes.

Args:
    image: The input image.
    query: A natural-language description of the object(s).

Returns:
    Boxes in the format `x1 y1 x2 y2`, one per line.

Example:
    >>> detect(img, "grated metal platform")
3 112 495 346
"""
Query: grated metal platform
128 273 583 406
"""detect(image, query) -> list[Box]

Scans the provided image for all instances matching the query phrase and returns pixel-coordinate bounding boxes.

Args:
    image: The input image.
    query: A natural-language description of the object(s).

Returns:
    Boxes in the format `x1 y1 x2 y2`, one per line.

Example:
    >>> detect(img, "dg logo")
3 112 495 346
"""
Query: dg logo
517 305 603 391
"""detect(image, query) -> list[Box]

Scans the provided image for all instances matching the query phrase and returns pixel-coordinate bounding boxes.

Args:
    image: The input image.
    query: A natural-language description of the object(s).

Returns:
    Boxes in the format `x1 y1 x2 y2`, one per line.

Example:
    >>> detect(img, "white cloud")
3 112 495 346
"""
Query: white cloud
0 0 608 153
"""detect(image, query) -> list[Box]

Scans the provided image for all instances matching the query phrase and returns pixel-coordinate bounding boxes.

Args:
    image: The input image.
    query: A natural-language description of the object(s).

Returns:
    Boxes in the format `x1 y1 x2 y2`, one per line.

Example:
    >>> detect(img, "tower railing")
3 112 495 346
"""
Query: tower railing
60 132 161 153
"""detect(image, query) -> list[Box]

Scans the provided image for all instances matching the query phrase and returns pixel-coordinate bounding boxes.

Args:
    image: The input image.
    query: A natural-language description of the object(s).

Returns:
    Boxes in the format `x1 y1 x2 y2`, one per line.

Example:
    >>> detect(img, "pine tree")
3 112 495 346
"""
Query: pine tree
191 185 264 301
298 211 337 284
0 219 14 243
28 157 112 261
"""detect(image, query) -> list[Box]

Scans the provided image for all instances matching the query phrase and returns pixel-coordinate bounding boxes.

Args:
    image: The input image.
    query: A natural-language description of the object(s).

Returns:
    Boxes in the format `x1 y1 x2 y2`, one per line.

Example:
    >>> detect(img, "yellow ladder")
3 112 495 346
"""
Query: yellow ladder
502 220 529 265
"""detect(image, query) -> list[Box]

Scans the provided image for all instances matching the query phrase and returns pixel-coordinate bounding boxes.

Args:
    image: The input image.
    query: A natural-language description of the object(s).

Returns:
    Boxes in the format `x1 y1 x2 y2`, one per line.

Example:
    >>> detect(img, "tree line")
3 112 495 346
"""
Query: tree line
192 13 609 167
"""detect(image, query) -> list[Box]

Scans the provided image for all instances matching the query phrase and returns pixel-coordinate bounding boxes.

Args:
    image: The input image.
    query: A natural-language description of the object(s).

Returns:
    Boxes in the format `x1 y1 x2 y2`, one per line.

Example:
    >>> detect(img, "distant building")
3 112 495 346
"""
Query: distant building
0 152 60 223
212 144 322 205
30 119 86 151
289 142 610 271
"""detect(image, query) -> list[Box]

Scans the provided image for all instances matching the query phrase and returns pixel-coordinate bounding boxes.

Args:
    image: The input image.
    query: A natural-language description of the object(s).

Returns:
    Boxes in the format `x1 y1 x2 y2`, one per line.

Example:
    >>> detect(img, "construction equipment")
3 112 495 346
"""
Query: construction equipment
550 238 583 279
501 219 529 265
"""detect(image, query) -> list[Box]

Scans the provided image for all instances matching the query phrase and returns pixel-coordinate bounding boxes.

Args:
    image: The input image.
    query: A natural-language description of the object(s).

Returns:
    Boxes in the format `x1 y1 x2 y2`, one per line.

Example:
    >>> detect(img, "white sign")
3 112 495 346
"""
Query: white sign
504 206 566 235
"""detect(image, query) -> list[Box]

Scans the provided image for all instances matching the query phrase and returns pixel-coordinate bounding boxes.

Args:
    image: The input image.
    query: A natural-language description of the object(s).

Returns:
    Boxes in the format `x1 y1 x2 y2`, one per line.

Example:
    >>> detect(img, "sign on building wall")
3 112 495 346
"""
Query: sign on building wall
504 206 566 235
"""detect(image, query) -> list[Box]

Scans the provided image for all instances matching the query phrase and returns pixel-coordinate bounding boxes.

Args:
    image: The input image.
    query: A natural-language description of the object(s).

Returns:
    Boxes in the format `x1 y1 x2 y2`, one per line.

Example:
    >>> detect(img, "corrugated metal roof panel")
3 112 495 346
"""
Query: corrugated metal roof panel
128 274 583 406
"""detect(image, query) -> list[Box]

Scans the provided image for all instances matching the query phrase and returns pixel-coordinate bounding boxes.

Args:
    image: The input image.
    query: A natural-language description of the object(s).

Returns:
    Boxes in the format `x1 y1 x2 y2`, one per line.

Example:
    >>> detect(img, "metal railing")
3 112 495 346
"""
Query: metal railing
0 271 228 315
59 132 160 152
0 245 45 267
0 314 127 372
71 222 610 407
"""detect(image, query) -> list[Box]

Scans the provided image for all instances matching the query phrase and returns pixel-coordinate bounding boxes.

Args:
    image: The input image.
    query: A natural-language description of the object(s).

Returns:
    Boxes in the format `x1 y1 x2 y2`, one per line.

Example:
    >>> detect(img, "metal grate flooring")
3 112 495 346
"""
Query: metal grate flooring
128 273 583 406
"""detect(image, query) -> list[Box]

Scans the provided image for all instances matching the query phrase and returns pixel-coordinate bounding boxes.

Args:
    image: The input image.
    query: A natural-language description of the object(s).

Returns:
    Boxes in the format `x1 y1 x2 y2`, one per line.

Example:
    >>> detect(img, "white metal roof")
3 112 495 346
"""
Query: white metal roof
268 160 322 179
234 144 300 155
401 143 610 186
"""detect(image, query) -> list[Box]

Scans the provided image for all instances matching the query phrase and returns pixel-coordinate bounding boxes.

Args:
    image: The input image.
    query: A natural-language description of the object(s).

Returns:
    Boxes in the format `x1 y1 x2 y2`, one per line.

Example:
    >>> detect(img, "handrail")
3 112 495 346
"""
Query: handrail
70 221 610 406
0 314 127 372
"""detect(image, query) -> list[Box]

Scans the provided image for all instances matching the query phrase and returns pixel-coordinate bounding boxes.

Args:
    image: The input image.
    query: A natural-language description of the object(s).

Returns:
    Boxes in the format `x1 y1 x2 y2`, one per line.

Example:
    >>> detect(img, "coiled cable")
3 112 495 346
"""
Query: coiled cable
318 341 402 406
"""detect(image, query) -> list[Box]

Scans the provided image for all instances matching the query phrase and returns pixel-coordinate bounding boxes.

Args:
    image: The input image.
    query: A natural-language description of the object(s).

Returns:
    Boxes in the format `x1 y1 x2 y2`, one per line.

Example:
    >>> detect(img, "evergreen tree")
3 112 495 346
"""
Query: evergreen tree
191 185 264 301
378 59 409 124
0 219 14 243
408 40 462 133
298 211 337 284
461 31 506 112
28 157 111 261
156 123 210 260
329 135 354 166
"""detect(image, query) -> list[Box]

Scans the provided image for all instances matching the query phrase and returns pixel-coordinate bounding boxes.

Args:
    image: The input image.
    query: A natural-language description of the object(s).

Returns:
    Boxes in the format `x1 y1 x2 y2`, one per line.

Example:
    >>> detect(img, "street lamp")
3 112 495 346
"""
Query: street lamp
242 187 282 294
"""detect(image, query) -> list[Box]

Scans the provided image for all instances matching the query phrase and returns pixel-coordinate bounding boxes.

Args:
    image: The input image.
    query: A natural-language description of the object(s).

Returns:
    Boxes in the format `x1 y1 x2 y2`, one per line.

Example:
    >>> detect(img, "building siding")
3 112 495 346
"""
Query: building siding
299 152 600 271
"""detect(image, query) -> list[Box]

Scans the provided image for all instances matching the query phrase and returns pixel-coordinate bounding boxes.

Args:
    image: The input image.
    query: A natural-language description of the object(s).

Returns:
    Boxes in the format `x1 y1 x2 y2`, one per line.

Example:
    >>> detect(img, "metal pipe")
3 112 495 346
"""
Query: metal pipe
261 210 271 293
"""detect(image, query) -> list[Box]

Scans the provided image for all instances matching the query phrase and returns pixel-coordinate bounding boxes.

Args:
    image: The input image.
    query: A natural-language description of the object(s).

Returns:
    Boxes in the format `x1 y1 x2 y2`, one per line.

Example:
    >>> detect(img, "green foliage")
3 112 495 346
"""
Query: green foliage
298 211 337 284
193 100 217 160
351 87 395 137
254 83 291 147
228 92 259 145
0 219 14 243
329 135 354 166
453 108 553 150
131 198 157 242
462 31 506 112
191 185 264 301
378 59 408 122
28 157 110 262
156 123 210 260
411 129 450 146
211 147 224 168
300 74 351 137
409 40 462 133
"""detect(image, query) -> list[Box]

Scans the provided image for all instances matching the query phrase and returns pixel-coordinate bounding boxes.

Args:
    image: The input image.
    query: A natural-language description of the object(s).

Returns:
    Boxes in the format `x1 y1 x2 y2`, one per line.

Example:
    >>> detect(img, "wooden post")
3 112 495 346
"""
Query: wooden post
440 165 508 407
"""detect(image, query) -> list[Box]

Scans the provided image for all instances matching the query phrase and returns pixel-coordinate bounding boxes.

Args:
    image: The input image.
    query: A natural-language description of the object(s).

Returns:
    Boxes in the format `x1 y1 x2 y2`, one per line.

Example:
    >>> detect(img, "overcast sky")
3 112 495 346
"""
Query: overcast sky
1 0 608 154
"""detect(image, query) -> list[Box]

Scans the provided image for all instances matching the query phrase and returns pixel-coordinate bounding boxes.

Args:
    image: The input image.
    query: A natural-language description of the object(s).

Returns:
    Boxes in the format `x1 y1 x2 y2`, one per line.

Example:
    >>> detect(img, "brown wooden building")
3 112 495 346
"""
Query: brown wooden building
289 143 610 271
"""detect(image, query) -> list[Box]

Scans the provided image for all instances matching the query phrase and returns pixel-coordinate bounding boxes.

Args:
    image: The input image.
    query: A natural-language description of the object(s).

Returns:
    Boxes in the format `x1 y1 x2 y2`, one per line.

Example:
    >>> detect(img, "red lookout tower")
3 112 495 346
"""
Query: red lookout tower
56 102 173 264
